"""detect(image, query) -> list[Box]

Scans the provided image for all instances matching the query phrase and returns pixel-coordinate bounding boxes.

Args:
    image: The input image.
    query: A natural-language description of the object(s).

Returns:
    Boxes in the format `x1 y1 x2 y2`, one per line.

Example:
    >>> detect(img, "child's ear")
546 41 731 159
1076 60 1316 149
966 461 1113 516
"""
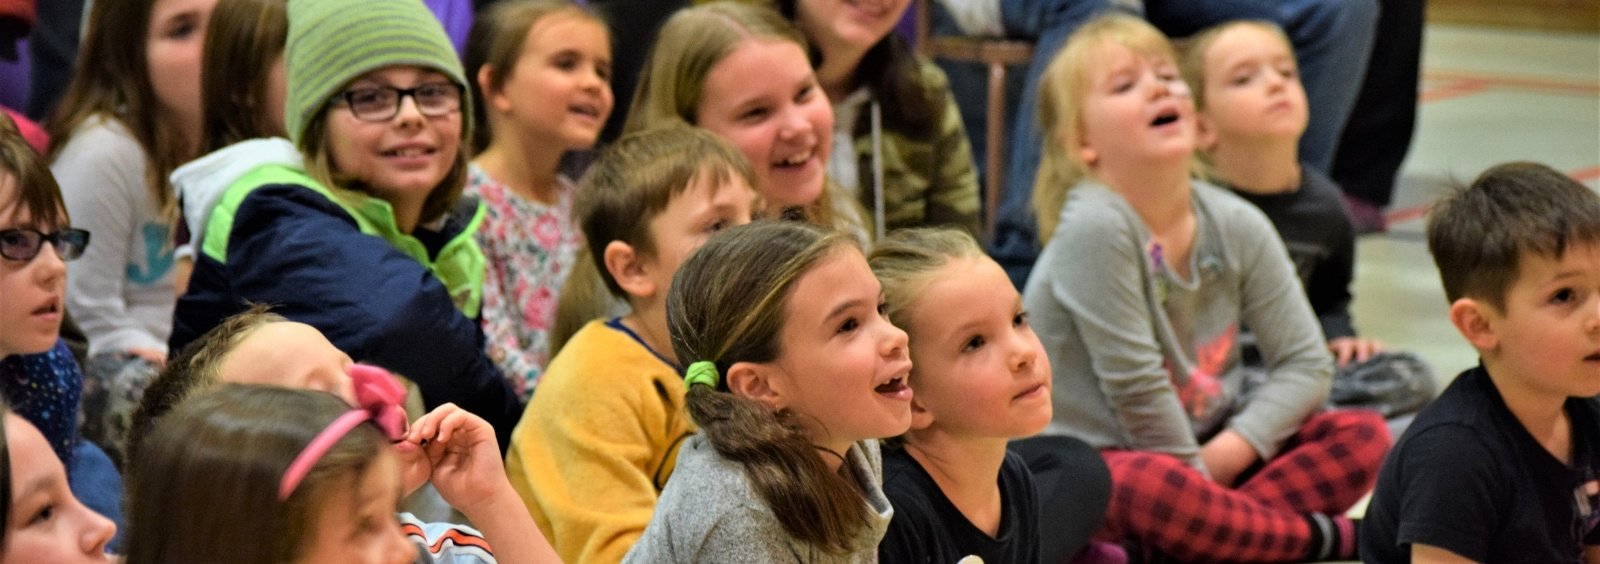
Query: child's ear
603 240 656 299
1195 114 1219 151
1449 298 1500 351
726 361 784 411
477 65 512 114
908 395 934 432
1069 128 1098 168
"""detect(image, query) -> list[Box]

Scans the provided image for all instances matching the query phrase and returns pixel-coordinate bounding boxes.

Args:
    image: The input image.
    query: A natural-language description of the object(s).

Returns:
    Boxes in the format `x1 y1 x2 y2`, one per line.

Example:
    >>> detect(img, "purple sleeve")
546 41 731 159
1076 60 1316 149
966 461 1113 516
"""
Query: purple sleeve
423 0 472 57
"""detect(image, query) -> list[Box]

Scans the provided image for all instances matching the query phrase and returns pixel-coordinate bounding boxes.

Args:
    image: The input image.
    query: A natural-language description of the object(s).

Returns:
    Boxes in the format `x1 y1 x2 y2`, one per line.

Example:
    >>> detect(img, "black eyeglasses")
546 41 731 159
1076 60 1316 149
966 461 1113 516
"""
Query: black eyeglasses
0 228 90 262
334 82 463 122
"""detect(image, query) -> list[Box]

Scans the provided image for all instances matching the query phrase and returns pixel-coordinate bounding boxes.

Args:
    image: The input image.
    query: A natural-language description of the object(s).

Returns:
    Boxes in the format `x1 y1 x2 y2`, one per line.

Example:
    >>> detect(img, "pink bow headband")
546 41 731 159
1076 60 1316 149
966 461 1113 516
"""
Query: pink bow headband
278 363 408 500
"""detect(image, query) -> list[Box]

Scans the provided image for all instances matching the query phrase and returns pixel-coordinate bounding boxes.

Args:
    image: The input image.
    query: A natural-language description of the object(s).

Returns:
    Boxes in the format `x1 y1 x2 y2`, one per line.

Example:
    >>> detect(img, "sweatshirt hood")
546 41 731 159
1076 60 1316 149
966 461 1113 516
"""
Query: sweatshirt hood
171 137 303 247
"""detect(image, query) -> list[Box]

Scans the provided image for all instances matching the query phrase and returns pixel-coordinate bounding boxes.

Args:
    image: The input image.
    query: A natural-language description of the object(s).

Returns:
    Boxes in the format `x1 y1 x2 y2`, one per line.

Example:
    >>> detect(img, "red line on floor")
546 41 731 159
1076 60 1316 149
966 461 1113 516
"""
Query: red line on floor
1423 70 1600 96
1382 166 1600 225
1419 79 1489 103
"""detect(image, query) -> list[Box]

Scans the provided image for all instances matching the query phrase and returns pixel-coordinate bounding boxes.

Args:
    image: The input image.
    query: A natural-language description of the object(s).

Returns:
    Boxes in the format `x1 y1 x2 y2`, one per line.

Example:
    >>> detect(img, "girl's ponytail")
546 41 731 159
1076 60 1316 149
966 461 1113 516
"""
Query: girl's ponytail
666 221 871 553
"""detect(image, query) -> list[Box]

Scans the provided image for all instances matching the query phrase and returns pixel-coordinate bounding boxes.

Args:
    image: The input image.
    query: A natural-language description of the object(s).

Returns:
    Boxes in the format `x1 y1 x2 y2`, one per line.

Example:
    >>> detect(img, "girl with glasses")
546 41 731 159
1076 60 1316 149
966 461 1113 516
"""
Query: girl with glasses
168 0 522 449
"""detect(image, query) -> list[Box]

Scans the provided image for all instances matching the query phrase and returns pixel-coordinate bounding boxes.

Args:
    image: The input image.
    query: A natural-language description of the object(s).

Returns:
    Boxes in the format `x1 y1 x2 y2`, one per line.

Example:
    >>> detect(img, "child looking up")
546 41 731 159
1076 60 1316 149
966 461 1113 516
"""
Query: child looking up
168 0 520 446
626 221 912 561
506 125 757 563
868 227 1055 563
1362 162 1600 563
463 0 614 398
0 404 117 564
1022 15 1388 562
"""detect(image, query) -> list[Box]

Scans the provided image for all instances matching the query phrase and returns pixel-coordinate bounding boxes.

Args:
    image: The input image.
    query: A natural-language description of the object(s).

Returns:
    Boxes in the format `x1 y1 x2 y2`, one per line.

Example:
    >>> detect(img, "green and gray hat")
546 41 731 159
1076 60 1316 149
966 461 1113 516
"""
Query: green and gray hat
284 0 471 146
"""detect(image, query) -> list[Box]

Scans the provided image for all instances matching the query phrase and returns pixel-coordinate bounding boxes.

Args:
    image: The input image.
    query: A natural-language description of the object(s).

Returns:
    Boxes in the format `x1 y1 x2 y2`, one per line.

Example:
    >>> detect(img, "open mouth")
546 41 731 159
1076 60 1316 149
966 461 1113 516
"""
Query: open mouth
775 149 814 169
382 147 436 158
31 300 59 316
569 103 603 119
874 376 908 395
1585 352 1600 362
1150 110 1179 127
844 0 890 17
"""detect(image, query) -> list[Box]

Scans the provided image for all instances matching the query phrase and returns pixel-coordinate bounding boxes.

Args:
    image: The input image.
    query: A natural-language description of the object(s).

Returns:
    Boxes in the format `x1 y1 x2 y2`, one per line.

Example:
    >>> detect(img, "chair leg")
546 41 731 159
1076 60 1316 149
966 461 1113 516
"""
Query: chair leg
984 60 1008 243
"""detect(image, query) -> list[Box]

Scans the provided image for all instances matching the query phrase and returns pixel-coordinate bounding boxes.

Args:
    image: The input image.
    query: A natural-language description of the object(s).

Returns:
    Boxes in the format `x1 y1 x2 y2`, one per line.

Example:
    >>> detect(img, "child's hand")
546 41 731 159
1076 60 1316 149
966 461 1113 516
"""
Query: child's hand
1200 430 1259 487
404 403 509 512
127 347 167 367
1327 337 1384 368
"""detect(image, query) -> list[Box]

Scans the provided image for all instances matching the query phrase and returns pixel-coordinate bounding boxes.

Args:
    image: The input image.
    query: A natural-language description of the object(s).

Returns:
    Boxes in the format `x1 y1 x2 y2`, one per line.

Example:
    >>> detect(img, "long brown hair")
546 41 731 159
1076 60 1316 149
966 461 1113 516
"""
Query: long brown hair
198 0 290 154
665 220 872 553
124 384 384 564
773 0 938 139
464 0 607 153
46 0 194 215
623 1 848 230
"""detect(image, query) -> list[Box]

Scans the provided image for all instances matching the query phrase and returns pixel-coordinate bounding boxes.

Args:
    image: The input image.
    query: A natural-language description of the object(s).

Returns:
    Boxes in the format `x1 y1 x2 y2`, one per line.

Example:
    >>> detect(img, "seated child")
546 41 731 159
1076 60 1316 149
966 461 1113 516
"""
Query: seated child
869 227 1064 563
1181 20 1434 421
505 125 757 563
0 402 117 563
125 310 558 563
1021 15 1390 562
1361 161 1600 563
626 221 911 561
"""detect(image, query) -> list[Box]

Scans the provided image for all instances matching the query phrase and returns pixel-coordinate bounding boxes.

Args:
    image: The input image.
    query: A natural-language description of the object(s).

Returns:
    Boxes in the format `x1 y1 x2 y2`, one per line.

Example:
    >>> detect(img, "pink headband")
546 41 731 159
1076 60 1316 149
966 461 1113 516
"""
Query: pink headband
278 363 408 500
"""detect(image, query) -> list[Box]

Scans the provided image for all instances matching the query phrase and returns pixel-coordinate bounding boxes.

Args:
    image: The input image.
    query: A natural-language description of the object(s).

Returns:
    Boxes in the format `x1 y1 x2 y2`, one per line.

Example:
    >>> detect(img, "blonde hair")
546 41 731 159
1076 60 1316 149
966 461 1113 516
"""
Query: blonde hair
1178 20 1293 115
1033 14 1178 242
867 227 985 336
623 1 847 229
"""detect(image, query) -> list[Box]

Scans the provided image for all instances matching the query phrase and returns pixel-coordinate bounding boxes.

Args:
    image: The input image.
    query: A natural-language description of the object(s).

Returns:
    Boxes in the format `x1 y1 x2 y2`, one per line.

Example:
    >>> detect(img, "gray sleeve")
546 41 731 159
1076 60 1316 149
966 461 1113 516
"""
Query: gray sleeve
53 121 165 354
690 505 805 563
1226 204 1334 459
1047 201 1201 465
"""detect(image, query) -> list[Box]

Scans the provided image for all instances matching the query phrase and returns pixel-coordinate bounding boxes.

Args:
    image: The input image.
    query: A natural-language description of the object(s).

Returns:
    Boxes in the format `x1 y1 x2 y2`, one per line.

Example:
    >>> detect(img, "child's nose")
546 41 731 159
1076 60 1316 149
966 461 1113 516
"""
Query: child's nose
77 501 116 556
880 320 909 359
776 107 811 140
1009 334 1038 373
32 241 67 286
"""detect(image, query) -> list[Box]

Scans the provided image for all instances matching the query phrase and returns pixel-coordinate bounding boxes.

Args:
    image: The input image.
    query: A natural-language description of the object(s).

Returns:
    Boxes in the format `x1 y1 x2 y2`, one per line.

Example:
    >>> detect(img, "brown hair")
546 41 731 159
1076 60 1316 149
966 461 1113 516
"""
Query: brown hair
1178 20 1292 115
198 0 290 154
126 304 286 472
0 114 70 230
1033 14 1178 242
867 227 985 335
464 0 608 152
1427 161 1600 310
46 0 193 215
550 125 756 353
124 384 384 564
665 220 871 553
623 1 847 229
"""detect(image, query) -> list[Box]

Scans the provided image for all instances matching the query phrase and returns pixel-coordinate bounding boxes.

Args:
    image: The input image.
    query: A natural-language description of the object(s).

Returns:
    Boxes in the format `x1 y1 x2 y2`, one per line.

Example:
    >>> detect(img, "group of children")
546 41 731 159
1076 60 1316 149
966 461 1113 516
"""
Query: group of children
0 0 1595 563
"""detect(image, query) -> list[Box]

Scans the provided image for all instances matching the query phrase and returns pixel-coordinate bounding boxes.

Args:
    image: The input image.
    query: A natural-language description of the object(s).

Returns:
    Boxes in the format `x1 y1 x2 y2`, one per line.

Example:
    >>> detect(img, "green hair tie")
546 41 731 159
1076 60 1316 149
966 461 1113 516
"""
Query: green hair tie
684 361 720 389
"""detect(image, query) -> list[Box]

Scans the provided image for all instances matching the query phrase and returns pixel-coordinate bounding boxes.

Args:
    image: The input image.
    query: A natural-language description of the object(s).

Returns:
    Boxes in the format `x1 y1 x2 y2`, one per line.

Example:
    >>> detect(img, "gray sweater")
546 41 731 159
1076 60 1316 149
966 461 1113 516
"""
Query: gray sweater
1022 181 1332 470
624 435 893 563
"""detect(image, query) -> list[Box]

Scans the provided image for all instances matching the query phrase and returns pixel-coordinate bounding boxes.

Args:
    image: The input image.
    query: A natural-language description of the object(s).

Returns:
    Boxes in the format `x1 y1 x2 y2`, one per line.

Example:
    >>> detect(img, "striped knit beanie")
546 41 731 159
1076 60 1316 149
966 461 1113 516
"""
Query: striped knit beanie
284 0 471 146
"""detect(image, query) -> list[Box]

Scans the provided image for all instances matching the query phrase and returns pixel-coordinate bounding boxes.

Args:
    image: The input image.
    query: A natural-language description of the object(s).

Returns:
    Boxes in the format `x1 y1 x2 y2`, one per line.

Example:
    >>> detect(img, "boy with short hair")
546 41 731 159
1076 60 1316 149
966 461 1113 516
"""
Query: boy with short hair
1361 161 1600 563
502 126 759 564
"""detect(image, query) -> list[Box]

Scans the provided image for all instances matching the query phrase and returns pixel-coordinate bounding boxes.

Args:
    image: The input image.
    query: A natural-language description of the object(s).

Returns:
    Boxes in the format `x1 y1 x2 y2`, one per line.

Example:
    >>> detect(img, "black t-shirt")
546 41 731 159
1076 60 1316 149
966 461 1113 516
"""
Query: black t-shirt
1226 165 1358 340
878 446 1040 564
1362 365 1600 563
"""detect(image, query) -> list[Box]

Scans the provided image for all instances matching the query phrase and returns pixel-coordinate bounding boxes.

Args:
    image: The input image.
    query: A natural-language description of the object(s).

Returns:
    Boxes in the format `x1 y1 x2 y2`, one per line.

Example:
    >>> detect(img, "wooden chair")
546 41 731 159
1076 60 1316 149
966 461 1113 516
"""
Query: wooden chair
913 0 1035 242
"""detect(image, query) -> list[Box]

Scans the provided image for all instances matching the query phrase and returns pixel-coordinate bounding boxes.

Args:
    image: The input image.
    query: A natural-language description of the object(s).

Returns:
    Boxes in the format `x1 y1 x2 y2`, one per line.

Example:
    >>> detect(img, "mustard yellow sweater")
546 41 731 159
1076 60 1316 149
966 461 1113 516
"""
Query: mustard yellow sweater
505 319 693 563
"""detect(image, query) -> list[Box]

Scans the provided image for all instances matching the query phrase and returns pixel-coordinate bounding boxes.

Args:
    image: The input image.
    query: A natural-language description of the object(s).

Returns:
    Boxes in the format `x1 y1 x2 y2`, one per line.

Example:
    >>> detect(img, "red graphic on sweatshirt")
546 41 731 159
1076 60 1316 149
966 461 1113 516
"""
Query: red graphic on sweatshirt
1173 324 1236 419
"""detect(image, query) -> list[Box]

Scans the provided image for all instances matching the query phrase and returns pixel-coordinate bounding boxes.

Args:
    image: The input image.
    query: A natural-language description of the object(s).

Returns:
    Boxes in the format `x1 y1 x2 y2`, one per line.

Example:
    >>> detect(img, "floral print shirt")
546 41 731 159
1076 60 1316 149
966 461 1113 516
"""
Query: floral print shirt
466 165 580 401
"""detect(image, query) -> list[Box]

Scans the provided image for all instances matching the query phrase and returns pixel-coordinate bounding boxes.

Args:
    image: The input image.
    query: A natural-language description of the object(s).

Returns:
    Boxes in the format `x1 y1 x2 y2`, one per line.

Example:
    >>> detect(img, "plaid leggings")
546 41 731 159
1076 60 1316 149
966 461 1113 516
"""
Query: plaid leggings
1097 410 1390 562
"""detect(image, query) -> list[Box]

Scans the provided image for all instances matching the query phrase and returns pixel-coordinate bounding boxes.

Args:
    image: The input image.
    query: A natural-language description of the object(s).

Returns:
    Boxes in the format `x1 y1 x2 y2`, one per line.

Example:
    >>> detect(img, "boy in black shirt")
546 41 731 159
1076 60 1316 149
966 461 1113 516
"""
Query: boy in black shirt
1361 162 1600 563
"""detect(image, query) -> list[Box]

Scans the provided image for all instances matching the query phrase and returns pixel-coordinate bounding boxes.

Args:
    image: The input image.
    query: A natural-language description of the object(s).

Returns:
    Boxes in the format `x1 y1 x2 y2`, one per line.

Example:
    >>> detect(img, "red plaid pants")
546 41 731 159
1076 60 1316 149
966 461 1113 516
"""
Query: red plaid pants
1096 410 1390 562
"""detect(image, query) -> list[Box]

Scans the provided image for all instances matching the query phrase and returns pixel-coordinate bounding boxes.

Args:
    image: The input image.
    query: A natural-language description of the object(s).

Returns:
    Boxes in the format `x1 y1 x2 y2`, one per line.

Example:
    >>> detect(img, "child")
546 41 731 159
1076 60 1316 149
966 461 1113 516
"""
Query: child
625 220 912 561
0 404 117 563
167 0 521 446
46 0 216 460
505 125 757 563
625 1 861 236
125 382 553 563
462 0 614 399
867 227 1053 563
1181 20 1434 423
779 0 981 239
1022 15 1388 562
1362 162 1600 563
170 0 294 297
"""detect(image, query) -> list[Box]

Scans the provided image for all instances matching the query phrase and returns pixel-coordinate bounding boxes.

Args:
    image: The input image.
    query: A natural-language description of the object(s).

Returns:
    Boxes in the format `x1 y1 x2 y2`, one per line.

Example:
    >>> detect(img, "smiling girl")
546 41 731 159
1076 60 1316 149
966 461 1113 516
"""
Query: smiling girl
625 221 911 562
463 0 614 399
168 0 521 447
